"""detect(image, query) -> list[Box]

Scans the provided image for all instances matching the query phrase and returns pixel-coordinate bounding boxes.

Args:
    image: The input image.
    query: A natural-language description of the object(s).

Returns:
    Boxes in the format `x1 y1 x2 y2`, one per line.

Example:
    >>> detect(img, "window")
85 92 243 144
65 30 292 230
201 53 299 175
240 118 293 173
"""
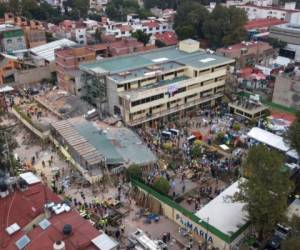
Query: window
17 37 23 42
79 35 84 38
7 39 12 44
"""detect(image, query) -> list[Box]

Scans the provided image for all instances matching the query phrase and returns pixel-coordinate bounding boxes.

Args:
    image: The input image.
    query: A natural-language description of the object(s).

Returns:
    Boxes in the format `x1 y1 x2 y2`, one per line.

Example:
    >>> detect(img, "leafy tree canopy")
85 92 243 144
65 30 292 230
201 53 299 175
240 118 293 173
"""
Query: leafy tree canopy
152 177 170 194
285 112 300 157
132 30 150 45
235 144 293 240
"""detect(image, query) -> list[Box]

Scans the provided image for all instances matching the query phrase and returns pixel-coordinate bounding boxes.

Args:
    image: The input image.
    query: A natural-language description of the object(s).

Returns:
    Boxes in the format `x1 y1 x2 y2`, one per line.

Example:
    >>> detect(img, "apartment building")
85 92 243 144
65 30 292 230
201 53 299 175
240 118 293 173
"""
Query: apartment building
3 13 46 48
80 39 234 126
55 45 108 93
216 41 274 67
0 24 26 52
238 2 300 21
89 0 108 11
101 16 171 39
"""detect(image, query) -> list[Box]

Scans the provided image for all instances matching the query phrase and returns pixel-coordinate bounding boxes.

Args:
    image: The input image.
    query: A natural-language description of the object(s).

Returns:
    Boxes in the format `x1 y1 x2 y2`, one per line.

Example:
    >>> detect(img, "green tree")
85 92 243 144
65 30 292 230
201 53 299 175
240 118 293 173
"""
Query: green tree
8 0 20 14
0 2 8 17
152 177 170 194
106 0 141 21
73 0 89 18
155 40 166 48
126 164 142 180
174 0 209 40
175 25 195 40
285 112 300 157
94 28 103 43
235 145 293 240
132 30 150 45
0 125 18 175
203 5 247 48
191 141 202 158
267 37 287 49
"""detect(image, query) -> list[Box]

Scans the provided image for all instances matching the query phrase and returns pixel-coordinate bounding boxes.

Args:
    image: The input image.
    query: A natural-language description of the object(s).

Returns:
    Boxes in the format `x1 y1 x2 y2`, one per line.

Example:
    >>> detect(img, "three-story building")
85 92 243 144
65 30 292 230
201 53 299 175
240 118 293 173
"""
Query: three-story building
80 39 235 126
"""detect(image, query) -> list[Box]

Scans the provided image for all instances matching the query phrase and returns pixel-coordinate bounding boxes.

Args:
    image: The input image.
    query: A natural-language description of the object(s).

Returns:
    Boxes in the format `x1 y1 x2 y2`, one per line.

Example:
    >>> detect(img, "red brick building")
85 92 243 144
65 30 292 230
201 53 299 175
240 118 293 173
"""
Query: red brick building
55 45 108 93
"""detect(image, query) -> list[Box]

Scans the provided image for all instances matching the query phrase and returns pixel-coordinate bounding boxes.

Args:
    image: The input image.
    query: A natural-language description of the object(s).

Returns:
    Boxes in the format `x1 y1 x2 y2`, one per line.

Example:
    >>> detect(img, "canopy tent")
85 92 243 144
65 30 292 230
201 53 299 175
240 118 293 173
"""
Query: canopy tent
0 86 14 93
247 127 299 160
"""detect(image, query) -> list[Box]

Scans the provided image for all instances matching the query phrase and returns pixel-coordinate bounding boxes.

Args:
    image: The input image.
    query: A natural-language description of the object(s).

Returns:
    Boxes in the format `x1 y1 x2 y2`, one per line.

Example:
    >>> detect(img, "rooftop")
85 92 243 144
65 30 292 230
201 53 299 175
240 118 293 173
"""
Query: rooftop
271 22 300 32
0 24 21 32
30 38 77 62
247 127 298 159
217 41 272 54
195 179 249 237
154 31 178 46
72 118 157 165
244 18 287 30
0 179 102 250
240 3 300 13
34 90 94 119
80 45 234 81
53 117 156 166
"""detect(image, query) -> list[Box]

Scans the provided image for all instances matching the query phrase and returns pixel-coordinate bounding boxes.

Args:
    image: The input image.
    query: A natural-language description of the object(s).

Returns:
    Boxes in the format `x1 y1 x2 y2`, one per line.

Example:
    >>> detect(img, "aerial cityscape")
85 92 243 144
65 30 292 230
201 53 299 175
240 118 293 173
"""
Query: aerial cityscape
1 0 300 249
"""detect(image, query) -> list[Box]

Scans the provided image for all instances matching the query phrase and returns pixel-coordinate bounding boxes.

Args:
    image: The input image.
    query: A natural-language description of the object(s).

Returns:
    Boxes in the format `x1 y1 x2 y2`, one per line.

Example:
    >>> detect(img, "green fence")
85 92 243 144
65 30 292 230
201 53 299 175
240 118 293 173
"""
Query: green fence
131 178 249 244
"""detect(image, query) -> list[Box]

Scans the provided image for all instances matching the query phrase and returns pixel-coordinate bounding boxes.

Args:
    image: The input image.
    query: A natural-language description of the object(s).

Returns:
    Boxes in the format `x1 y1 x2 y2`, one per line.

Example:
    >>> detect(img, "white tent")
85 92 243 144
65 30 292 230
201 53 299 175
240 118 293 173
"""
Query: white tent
247 127 299 160
0 85 14 93
195 179 249 236
91 233 119 250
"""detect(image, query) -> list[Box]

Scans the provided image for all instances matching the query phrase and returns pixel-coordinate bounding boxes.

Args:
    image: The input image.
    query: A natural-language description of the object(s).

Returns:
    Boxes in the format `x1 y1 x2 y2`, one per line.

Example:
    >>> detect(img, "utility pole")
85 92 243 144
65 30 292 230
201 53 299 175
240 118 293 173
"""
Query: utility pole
0 127 14 173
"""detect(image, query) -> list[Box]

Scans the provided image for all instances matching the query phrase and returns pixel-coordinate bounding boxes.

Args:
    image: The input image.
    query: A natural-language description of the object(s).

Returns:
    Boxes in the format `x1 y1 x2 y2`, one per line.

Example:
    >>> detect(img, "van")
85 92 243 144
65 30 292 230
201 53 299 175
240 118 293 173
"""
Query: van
161 131 171 140
169 128 180 136
187 135 196 145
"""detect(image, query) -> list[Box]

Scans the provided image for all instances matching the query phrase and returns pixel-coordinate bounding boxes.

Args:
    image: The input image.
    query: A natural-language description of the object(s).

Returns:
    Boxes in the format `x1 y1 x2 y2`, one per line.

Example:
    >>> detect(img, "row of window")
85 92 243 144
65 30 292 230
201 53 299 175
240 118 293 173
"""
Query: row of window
130 77 225 107
117 70 184 90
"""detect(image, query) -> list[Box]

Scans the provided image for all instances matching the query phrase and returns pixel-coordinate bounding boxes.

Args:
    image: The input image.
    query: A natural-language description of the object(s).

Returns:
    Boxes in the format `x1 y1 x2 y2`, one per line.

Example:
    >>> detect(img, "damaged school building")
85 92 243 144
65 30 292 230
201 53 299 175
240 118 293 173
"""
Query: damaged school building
51 117 156 183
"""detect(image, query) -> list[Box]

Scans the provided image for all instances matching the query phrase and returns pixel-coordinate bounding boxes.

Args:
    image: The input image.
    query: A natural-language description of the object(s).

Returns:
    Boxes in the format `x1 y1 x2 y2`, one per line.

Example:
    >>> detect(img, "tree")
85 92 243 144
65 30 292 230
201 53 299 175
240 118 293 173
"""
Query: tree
152 177 170 194
132 30 150 45
73 0 89 18
267 37 287 49
285 112 300 157
0 2 8 17
94 28 103 43
126 164 142 180
155 40 166 48
235 145 293 241
106 0 142 22
8 0 20 14
0 125 18 175
174 0 209 40
175 25 195 40
203 5 247 48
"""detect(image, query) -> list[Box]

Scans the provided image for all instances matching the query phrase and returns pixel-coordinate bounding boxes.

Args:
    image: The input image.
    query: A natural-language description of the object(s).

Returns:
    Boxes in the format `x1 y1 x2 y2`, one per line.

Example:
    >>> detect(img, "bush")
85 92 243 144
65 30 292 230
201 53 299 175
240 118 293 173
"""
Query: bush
126 164 142 180
232 123 241 131
191 145 201 158
152 177 170 194
216 132 225 142
162 142 173 153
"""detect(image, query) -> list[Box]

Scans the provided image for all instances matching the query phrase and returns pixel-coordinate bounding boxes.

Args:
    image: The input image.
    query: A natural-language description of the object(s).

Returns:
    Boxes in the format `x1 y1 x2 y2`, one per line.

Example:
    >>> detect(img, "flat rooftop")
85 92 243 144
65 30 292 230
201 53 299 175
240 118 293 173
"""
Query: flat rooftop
68 117 156 165
195 179 249 237
80 46 234 82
